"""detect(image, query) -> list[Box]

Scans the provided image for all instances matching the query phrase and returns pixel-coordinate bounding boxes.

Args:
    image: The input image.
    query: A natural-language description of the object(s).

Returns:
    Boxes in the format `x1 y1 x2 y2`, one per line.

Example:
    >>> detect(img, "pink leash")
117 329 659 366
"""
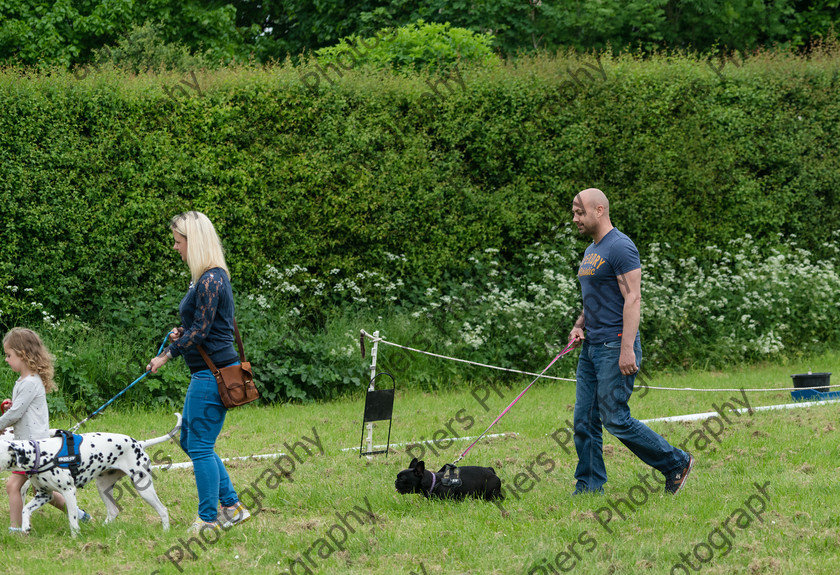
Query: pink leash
453 338 579 464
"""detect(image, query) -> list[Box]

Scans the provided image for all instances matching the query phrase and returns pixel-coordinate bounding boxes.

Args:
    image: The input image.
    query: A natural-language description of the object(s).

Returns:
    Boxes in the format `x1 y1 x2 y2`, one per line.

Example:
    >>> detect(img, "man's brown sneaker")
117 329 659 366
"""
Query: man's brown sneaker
665 454 695 495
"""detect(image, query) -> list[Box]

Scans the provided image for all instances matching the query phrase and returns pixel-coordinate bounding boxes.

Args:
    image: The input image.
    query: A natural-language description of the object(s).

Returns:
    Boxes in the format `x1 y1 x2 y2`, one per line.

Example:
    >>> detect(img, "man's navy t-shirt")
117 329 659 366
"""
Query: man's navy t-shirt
577 228 641 344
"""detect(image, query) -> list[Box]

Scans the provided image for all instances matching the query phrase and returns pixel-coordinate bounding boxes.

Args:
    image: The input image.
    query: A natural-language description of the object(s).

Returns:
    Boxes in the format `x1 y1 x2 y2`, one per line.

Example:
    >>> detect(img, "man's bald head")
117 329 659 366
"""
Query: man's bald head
572 188 613 242
575 188 610 216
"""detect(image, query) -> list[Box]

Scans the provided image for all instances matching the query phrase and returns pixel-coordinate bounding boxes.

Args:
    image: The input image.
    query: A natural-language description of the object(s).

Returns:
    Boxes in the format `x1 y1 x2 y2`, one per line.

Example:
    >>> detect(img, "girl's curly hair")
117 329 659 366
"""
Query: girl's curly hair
3 328 56 392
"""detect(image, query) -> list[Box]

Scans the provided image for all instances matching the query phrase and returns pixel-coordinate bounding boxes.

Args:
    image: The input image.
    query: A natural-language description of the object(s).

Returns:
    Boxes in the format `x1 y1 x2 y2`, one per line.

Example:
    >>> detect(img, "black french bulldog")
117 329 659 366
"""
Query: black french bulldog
395 458 504 501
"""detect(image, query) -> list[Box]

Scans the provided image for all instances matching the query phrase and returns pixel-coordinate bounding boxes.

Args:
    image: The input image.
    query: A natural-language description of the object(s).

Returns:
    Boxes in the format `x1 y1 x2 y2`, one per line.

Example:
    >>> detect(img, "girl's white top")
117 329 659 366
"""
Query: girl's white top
0 374 50 440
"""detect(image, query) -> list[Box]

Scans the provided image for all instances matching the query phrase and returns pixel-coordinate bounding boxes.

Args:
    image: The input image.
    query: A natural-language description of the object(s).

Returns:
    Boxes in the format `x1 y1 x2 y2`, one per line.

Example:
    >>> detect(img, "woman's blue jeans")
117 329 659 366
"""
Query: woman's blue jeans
573 339 688 492
181 368 240 522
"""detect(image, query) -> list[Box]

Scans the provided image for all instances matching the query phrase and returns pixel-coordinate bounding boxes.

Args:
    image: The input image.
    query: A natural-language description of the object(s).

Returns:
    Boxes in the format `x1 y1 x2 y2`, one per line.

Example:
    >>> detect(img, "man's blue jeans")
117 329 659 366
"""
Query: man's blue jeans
573 339 688 492
181 368 240 522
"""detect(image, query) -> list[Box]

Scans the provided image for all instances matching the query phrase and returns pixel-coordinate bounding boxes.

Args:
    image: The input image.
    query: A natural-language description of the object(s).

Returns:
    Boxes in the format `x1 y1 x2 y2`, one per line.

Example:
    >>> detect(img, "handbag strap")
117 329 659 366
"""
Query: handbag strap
197 345 219 374
232 319 246 362
197 319 247 373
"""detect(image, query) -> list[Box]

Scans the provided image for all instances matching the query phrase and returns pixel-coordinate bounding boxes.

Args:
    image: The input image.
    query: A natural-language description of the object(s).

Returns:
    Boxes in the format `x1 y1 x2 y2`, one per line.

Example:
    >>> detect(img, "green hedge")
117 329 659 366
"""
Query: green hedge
1 48 839 325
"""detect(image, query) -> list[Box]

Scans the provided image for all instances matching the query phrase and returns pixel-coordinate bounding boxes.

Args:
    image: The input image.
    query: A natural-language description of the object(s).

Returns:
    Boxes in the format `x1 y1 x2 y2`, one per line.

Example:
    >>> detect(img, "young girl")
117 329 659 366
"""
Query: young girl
0 327 89 533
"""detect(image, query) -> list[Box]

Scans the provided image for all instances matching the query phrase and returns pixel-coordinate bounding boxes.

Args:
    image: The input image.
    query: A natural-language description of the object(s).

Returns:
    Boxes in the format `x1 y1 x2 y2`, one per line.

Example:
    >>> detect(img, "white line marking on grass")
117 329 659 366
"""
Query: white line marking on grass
152 452 288 470
640 398 837 424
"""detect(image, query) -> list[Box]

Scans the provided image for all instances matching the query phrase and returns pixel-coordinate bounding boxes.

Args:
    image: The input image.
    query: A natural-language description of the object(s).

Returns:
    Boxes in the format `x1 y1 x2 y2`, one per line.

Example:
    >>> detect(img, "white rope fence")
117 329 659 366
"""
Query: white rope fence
360 329 576 382
360 329 840 393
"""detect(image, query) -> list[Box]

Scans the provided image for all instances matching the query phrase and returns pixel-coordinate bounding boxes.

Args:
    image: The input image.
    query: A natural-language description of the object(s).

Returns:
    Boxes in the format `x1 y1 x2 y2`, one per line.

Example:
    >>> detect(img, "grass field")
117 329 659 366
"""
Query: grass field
1 350 839 575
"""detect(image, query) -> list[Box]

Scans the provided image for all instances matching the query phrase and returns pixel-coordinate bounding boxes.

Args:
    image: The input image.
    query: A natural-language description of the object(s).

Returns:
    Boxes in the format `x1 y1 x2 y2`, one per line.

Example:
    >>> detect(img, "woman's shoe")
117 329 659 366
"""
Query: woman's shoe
219 502 251 528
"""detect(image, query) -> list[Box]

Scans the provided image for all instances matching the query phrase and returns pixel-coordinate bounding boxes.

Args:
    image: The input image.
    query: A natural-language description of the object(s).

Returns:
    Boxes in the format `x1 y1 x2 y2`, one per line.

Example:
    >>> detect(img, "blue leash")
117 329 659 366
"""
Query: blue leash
69 332 171 433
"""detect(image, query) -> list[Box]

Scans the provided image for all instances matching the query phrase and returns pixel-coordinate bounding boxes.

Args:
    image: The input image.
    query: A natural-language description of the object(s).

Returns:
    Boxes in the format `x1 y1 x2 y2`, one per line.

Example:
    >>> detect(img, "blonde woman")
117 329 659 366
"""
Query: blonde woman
146 211 250 534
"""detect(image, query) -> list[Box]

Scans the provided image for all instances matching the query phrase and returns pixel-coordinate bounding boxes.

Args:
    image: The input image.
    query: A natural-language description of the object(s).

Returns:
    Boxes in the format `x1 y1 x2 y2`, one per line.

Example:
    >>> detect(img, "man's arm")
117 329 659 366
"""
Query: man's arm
569 311 585 348
616 268 641 375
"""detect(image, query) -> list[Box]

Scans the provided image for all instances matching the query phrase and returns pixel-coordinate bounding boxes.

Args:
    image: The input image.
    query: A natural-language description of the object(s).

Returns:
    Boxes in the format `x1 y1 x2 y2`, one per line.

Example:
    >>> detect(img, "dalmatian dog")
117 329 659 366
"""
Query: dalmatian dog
0 414 181 536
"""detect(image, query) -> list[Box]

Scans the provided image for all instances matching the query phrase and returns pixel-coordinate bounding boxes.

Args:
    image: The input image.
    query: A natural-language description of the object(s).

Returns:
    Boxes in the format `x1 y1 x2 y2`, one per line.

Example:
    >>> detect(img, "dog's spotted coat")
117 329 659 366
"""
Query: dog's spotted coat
0 414 181 536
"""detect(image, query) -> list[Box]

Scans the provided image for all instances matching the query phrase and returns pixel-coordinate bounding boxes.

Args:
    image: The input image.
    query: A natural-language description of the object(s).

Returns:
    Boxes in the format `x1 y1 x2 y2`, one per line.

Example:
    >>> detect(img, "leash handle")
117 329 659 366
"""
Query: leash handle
453 337 579 465
69 332 171 433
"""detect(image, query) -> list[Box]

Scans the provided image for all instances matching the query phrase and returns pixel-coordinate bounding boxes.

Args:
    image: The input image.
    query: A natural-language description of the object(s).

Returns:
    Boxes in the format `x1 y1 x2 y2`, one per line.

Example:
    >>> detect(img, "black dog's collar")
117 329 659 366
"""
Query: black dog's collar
428 472 437 496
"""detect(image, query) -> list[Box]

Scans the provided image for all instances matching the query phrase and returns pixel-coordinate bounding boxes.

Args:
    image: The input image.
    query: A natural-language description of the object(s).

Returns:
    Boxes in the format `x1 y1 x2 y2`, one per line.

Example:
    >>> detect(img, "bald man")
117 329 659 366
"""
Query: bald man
568 188 694 495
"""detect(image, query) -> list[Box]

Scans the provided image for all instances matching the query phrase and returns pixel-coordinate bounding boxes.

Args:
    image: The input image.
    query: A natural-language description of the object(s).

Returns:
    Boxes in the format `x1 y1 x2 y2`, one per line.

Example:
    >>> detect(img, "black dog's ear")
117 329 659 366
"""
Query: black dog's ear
413 460 425 476
409 457 418 469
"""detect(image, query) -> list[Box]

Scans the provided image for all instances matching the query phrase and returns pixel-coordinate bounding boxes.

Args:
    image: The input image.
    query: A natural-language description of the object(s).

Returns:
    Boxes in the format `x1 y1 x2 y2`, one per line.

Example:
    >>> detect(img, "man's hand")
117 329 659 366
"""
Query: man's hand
619 346 638 376
569 327 585 349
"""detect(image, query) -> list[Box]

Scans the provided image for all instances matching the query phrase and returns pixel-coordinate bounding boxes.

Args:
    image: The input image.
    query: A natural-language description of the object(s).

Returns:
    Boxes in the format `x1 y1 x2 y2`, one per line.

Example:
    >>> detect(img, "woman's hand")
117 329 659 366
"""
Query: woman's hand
169 327 185 341
146 353 169 373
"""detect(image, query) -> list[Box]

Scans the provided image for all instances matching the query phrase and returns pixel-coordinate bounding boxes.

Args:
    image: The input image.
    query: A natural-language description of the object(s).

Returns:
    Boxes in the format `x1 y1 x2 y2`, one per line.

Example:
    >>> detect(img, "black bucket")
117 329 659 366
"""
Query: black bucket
791 372 832 393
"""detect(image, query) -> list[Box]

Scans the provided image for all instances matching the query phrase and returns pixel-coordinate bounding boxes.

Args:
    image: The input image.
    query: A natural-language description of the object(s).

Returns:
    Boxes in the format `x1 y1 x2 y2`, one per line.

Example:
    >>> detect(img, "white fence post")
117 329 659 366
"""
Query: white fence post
364 330 380 457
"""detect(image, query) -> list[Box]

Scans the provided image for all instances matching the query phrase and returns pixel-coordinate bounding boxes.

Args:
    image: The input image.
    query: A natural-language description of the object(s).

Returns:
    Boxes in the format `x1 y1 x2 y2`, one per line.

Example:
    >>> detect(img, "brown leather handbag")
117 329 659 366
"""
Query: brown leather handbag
197 321 260 408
